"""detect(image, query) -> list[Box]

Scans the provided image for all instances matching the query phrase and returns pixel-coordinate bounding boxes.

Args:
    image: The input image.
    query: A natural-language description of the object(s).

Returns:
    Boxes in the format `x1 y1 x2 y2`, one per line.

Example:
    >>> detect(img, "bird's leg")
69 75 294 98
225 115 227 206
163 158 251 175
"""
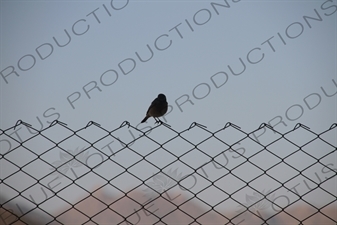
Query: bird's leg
154 118 163 124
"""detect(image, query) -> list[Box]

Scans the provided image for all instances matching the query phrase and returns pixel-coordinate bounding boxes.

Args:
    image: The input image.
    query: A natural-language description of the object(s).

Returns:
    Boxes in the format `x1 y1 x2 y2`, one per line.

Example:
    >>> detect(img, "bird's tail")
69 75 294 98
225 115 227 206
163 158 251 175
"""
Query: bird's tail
141 116 149 123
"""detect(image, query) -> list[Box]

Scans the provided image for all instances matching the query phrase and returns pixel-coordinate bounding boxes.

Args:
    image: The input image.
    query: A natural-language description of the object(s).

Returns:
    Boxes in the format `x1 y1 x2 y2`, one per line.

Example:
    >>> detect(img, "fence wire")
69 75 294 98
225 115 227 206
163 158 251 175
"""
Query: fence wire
0 120 336 225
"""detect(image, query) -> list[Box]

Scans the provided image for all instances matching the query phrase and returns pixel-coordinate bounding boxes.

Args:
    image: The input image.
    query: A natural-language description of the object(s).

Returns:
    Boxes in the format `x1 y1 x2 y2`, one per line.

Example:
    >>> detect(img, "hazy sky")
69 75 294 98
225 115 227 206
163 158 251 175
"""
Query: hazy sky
1 0 336 218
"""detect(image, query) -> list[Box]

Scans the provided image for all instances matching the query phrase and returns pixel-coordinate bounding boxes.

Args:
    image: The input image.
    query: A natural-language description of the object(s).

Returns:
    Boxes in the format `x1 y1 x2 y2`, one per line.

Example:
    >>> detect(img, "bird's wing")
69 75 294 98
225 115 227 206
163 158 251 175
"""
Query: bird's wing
146 98 160 115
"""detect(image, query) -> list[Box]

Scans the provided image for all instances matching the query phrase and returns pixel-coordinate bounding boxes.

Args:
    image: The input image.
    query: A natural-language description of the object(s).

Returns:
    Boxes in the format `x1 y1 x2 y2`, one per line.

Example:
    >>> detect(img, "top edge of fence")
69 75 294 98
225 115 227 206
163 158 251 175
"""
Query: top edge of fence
1 119 337 135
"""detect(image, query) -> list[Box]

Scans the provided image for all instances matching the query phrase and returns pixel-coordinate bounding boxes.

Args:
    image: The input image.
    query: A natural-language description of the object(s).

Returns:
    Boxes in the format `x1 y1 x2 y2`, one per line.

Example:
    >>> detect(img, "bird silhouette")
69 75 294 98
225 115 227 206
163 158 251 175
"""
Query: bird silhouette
141 94 168 124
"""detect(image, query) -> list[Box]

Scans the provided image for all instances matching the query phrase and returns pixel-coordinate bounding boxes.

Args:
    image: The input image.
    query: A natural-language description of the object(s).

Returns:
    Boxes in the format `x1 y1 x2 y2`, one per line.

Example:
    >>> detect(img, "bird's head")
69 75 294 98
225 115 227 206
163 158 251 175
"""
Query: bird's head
158 94 166 100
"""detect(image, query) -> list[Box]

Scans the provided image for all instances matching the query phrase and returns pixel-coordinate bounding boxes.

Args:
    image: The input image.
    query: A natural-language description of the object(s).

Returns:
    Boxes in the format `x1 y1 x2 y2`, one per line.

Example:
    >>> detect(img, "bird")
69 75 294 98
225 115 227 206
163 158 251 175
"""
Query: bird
141 94 168 124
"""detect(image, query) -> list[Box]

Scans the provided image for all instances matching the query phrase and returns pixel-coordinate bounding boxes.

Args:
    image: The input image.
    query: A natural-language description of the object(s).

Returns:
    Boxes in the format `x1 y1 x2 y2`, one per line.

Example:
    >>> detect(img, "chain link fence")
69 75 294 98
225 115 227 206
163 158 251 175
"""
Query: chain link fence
1 120 336 225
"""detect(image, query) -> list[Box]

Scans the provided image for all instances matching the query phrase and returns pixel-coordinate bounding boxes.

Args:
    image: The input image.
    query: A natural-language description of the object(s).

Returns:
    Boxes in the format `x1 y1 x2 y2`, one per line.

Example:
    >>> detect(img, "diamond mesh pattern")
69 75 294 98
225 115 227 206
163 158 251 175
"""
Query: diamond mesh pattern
0 120 336 225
